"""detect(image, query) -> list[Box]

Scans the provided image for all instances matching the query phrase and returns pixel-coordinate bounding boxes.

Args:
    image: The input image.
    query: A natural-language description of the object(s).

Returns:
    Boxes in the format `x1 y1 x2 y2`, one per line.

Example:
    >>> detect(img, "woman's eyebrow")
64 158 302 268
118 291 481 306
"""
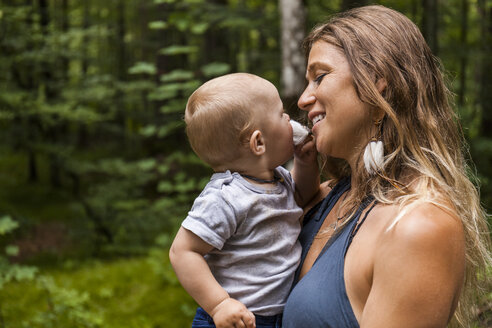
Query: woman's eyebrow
307 61 332 73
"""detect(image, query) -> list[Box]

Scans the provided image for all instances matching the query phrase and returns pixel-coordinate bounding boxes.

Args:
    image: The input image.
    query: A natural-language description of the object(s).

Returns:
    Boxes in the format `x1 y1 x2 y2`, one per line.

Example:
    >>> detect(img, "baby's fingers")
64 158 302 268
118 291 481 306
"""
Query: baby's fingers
241 311 255 328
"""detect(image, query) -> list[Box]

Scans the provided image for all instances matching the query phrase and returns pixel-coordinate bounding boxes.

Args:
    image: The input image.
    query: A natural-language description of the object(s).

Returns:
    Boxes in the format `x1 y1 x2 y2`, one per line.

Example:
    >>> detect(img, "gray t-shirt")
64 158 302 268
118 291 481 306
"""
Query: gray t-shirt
182 166 302 316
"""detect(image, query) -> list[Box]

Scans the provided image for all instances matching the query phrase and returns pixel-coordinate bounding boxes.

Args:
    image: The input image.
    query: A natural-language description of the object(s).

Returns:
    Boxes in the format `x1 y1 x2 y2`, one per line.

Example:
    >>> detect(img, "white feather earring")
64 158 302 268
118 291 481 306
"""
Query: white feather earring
363 139 384 174
363 119 385 175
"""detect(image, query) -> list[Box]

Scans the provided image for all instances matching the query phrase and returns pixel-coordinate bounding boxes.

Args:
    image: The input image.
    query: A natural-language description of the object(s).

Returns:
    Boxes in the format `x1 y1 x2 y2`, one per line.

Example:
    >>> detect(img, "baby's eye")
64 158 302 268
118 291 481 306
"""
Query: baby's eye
314 73 327 84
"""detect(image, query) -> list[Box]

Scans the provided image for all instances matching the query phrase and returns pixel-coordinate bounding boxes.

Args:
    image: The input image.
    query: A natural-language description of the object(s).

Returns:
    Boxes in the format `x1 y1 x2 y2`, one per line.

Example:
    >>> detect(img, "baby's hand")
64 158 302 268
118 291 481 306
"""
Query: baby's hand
210 298 256 328
294 134 317 165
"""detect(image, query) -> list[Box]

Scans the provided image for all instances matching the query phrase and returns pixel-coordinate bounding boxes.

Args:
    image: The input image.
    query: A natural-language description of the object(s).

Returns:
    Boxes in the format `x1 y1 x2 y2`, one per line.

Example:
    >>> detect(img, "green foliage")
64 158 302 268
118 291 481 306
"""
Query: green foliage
201 62 231 77
25 276 103 328
0 216 38 290
0 256 196 328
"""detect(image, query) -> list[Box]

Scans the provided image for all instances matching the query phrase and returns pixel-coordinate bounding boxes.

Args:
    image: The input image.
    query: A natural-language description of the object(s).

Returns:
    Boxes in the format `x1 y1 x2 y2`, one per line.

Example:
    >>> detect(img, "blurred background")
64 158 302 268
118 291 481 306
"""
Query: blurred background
0 0 490 327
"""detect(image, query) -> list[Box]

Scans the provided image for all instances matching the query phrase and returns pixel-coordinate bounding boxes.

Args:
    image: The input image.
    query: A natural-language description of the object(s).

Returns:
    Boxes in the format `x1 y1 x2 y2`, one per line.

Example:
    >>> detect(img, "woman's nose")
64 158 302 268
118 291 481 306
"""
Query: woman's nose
298 88 315 111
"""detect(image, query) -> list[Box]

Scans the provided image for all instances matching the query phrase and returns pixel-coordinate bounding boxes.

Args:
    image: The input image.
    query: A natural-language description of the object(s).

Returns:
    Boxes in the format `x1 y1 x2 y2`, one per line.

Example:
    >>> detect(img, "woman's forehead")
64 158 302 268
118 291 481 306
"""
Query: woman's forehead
307 42 348 71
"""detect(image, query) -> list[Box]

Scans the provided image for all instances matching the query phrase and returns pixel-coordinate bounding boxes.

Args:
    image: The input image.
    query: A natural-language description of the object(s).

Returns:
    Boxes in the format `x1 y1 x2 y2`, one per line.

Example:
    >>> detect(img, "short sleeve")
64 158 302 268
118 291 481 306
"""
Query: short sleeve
181 188 237 250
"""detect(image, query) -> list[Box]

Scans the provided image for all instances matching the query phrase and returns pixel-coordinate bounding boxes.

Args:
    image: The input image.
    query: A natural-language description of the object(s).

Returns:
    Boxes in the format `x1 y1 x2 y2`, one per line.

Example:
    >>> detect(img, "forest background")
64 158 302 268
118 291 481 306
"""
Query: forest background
0 0 490 327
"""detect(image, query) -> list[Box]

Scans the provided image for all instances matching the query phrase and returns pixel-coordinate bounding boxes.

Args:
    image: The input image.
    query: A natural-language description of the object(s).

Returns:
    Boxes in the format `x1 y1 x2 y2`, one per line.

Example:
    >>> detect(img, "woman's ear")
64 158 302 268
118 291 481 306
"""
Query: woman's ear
372 78 387 122
376 78 387 93
249 130 266 156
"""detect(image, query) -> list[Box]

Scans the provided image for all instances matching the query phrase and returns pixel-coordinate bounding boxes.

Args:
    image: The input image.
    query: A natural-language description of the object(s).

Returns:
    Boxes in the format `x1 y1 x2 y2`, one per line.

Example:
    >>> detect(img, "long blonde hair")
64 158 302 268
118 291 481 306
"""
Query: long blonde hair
304 5 491 327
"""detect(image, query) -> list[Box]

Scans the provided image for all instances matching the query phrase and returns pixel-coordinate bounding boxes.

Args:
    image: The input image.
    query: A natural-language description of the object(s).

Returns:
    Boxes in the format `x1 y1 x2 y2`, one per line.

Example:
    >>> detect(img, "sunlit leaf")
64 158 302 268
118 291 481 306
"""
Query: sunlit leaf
140 125 157 137
128 62 157 75
148 21 168 30
159 45 198 55
191 22 209 34
160 70 194 82
201 62 231 77
0 216 18 235
157 121 184 138
157 181 173 193
137 158 157 171
5 245 19 257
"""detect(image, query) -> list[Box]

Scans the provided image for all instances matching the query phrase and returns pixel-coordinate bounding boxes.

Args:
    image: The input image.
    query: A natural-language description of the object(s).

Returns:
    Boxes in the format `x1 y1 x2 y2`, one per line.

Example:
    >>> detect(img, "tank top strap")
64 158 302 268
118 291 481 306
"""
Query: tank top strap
293 176 351 284
347 199 377 249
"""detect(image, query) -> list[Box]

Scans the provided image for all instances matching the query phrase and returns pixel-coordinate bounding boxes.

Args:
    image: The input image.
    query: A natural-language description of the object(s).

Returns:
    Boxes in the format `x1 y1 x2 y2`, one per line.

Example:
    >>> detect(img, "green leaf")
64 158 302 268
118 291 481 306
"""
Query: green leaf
168 12 190 32
157 181 173 193
175 178 196 193
191 22 209 34
158 121 184 138
5 245 19 257
154 0 175 4
140 125 157 137
201 62 231 77
0 216 18 235
128 62 157 75
147 89 177 101
157 164 170 175
137 158 157 171
159 45 198 55
160 100 186 114
148 21 168 30
160 70 194 82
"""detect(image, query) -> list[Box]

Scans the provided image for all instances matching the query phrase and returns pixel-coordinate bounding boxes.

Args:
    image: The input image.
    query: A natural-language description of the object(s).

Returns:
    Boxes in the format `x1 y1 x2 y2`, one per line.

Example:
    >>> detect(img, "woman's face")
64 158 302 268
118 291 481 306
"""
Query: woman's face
298 41 373 167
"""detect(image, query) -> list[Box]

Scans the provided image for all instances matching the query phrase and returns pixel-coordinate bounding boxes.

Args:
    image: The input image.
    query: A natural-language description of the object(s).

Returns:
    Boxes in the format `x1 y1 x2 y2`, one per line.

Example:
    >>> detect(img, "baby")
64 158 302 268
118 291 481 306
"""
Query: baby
169 73 319 328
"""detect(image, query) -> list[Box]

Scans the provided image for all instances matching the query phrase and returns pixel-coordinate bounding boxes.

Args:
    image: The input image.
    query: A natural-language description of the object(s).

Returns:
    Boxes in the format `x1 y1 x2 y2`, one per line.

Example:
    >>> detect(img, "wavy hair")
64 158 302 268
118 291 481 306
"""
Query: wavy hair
303 5 491 327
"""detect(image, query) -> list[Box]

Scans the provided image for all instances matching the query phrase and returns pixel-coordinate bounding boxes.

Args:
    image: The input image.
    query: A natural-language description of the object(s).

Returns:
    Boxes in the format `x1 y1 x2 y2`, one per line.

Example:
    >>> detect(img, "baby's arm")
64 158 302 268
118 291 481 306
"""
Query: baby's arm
169 227 255 328
291 136 320 207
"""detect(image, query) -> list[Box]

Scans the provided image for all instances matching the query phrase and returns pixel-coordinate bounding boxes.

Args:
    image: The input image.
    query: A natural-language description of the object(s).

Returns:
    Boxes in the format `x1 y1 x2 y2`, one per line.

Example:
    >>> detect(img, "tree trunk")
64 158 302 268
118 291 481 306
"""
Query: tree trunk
476 0 492 212
24 0 39 182
39 0 62 188
411 0 420 22
38 0 56 98
27 149 38 182
458 0 469 106
61 0 69 81
77 0 90 148
421 0 439 55
341 0 368 11
116 0 126 81
478 0 492 135
81 0 90 76
279 0 306 116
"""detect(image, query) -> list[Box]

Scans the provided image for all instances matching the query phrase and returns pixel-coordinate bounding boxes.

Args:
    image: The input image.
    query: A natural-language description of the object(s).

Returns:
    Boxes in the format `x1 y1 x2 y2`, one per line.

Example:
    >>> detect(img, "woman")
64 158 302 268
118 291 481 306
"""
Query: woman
283 5 490 328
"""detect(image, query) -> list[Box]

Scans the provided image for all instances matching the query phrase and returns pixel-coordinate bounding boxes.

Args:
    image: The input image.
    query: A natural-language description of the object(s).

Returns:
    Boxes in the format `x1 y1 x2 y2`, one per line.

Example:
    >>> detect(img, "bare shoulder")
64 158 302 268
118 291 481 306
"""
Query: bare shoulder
378 202 464 250
358 202 466 326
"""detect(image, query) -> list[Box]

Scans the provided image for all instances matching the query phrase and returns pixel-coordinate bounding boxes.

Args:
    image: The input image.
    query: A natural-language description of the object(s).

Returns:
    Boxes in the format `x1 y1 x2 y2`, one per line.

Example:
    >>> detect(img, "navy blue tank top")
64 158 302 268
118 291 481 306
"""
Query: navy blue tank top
283 177 375 328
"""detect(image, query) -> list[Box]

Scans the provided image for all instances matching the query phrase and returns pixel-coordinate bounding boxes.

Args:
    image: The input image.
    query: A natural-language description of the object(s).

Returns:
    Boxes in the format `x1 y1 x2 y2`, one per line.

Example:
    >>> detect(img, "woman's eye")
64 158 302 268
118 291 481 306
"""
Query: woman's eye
314 73 327 84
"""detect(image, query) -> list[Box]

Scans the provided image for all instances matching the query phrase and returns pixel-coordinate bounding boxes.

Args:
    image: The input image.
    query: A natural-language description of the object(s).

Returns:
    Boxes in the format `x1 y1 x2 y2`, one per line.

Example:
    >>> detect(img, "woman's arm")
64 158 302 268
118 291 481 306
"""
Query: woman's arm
291 136 320 207
360 203 465 327
169 227 255 328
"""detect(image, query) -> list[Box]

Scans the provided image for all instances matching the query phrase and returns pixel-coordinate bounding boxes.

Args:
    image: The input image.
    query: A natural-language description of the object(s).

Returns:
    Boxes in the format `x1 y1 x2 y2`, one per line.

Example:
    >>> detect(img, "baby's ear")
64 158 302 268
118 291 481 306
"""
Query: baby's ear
249 130 266 155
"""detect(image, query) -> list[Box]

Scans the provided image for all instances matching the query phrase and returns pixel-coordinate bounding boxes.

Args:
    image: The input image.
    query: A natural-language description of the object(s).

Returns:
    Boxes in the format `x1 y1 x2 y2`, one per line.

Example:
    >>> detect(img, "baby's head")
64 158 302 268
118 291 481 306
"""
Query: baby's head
185 73 282 171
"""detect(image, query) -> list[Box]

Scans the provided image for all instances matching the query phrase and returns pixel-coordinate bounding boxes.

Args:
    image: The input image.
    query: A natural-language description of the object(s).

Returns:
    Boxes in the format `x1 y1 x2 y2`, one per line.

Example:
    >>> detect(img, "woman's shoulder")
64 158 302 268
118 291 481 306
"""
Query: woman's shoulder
373 201 465 267
377 201 463 243
349 202 465 326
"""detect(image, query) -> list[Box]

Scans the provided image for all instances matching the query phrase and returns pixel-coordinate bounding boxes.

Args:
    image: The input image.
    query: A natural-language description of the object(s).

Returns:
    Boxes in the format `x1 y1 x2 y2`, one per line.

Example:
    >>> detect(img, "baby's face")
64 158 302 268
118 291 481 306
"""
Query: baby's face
256 84 294 167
